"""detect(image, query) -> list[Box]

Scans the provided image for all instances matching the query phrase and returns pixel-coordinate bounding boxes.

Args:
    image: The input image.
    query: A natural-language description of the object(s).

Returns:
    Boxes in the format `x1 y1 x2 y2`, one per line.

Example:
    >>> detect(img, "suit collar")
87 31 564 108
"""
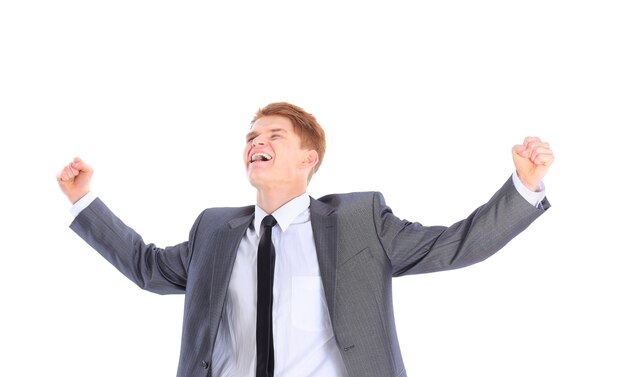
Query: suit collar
253 193 310 236
228 208 255 229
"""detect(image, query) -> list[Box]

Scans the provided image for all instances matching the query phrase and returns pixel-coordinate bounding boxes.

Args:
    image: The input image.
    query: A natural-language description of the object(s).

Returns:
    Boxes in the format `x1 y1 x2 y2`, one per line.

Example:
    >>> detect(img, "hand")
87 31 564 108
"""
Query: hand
56 157 93 204
512 137 554 191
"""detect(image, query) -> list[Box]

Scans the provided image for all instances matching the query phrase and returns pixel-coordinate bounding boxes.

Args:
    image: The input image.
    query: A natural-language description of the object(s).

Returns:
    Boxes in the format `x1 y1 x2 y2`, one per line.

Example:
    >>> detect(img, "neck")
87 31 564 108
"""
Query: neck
256 185 306 214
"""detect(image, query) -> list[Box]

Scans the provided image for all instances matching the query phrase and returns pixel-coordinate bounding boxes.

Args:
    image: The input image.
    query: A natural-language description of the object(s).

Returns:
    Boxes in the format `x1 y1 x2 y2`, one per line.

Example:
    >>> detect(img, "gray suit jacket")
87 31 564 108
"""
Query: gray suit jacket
70 176 549 377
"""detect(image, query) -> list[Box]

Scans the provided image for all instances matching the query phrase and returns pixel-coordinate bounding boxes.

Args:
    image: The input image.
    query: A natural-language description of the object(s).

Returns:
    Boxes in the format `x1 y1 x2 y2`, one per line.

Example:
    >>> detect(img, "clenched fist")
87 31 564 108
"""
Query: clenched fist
512 137 554 191
56 157 93 204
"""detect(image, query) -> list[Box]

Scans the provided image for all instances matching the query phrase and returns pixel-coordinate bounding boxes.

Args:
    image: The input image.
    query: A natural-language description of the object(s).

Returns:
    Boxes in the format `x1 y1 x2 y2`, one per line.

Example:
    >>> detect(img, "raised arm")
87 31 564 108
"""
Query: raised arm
379 136 553 276
57 157 190 294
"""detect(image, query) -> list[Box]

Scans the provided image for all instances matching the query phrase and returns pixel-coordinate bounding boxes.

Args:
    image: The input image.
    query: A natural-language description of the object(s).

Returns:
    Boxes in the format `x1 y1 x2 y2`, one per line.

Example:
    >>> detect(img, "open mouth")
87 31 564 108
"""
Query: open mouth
249 152 273 164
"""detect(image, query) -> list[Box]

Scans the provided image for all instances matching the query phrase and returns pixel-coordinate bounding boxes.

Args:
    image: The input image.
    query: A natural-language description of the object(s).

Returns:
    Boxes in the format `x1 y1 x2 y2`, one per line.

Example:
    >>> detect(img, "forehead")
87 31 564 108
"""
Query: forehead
250 115 294 133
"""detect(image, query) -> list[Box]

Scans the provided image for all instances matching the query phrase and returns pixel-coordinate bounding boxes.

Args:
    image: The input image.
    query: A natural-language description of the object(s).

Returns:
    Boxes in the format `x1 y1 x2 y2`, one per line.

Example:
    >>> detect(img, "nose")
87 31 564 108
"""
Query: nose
251 136 265 148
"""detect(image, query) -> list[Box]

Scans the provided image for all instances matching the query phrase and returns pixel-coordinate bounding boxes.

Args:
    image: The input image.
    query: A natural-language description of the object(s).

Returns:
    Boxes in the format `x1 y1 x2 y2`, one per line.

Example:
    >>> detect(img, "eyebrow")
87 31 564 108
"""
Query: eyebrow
246 128 288 140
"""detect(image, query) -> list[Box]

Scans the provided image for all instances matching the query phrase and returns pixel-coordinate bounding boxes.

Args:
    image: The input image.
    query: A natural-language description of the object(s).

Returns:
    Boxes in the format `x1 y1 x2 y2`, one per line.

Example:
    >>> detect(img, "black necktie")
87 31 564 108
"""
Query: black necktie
256 215 277 377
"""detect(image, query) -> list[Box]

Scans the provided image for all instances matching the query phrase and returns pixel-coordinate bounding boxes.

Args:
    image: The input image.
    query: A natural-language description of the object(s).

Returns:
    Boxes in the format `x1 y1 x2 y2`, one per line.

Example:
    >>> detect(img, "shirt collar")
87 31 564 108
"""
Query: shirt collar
254 193 310 237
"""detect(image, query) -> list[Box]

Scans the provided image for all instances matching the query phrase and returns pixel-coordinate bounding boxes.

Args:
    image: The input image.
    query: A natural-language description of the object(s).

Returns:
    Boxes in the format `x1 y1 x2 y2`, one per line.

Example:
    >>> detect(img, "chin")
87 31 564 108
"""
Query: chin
247 171 267 188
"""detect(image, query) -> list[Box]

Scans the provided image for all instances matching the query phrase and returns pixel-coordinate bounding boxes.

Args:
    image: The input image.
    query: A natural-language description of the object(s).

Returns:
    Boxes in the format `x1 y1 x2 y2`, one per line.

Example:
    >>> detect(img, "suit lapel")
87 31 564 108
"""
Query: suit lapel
216 213 255 285
207 212 254 343
310 198 338 322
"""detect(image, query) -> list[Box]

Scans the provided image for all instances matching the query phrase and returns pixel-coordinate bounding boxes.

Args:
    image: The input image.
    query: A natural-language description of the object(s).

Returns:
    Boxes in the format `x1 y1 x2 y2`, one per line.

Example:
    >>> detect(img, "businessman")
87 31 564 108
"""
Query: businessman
57 102 553 377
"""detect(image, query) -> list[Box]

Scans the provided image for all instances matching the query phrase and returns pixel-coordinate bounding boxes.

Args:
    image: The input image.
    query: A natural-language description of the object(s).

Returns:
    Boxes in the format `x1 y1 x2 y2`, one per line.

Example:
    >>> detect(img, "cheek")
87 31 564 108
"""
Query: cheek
284 154 304 173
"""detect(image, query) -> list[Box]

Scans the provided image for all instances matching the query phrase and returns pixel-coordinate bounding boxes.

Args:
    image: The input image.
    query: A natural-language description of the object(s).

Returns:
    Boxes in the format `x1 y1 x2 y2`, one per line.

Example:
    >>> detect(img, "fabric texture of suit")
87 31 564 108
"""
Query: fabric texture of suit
70 176 549 377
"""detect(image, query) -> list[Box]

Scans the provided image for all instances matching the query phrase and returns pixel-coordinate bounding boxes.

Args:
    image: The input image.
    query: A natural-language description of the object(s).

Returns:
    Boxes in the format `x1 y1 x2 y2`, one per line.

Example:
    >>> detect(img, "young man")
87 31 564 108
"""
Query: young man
57 102 553 377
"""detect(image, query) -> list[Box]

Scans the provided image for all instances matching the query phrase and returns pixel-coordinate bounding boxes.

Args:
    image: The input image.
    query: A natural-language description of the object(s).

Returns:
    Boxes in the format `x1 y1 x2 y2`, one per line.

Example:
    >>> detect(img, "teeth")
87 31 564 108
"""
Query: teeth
250 152 272 162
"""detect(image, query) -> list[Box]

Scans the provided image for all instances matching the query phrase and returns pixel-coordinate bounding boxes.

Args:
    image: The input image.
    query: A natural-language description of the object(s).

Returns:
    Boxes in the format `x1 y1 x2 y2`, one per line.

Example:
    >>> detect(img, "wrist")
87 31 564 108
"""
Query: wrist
515 172 539 192
68 189 90 205
520 179 539 192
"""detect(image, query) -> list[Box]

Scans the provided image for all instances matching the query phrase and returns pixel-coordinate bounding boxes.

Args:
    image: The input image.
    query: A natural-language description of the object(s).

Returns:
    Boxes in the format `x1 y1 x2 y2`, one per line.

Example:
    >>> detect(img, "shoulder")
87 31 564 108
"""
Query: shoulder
195 205 255 225
315 191 385 211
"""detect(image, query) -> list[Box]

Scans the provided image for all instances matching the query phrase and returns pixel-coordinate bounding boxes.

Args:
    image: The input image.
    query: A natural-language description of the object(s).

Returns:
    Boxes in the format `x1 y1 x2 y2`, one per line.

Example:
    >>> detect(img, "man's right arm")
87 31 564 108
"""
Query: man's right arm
70 197 191 294
58 158 191 294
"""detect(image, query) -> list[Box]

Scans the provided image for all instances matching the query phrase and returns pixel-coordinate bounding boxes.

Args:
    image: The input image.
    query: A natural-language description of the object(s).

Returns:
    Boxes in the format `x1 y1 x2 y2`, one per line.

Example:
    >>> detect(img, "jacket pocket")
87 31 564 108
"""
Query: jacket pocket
291 276 331 331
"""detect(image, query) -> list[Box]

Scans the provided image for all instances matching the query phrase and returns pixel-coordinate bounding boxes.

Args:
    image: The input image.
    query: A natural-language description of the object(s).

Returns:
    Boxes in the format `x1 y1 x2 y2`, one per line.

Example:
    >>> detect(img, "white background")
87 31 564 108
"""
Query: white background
1 1 625 376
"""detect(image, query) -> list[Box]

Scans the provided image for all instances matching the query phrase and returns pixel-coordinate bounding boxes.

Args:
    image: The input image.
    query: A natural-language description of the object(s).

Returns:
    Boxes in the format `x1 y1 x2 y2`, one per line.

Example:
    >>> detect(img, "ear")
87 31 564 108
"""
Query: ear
301 149 319 169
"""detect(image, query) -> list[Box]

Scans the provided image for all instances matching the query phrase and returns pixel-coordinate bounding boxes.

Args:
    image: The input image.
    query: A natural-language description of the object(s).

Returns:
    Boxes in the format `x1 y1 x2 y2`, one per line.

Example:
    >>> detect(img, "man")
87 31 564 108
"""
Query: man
57 102 553 377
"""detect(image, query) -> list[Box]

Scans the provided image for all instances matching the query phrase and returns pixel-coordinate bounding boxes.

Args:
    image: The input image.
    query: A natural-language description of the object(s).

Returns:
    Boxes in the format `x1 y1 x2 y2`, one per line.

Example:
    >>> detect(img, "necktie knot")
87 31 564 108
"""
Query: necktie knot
261 215 277 229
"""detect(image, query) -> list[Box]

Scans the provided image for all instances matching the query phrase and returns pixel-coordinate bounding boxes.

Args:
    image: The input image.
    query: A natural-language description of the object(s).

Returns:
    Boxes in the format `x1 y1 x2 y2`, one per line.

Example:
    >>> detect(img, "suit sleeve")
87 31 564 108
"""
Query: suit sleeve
70 198 202 294
374 175 550 277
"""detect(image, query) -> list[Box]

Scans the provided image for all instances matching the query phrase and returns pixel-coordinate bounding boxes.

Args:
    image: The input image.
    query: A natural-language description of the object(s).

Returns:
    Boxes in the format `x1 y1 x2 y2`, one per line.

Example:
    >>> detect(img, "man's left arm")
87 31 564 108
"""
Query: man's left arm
374 136 554 276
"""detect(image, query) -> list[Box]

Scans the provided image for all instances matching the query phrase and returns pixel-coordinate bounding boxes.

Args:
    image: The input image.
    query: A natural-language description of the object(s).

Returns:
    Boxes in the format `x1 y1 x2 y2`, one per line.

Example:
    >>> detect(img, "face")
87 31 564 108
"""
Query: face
244 115 317 190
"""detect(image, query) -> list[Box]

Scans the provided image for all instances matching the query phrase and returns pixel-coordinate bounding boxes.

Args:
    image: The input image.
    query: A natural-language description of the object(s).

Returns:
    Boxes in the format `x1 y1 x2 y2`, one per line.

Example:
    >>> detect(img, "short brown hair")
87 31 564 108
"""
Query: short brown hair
252 102 326 178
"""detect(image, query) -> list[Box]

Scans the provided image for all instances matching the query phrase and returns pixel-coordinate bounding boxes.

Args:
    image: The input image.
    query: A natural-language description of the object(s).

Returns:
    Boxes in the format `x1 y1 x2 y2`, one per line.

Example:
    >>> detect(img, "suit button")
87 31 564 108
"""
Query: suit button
202 360 209 369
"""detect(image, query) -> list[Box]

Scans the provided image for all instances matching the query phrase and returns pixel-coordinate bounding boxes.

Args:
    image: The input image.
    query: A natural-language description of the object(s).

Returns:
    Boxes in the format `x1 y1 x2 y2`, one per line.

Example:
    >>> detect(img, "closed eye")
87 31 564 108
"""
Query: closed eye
245 131 258 143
